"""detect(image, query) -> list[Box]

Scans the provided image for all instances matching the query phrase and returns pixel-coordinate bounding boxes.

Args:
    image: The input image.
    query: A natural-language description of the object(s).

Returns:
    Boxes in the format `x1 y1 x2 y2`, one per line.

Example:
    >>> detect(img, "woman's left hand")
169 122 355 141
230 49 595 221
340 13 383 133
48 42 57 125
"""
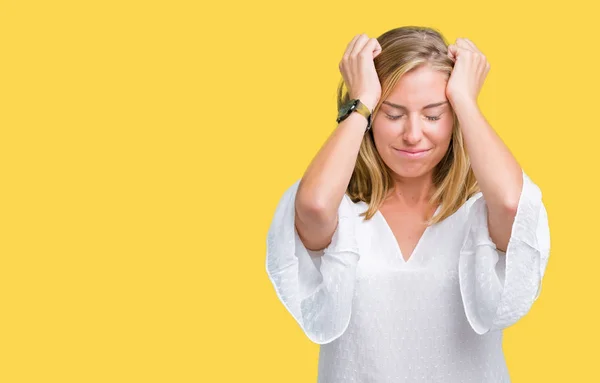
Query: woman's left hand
446 38 491 106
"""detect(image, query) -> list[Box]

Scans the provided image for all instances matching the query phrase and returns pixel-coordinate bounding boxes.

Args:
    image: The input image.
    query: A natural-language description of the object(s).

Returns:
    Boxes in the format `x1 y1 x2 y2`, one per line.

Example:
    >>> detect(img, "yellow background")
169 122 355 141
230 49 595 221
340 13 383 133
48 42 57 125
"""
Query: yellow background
1 0 597 381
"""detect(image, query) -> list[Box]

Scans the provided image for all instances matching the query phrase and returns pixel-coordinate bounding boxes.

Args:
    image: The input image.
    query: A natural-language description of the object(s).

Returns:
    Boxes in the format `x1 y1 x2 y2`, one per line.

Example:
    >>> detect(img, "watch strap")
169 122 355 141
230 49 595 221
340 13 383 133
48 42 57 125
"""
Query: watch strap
336 98 373 132
354 100 373 131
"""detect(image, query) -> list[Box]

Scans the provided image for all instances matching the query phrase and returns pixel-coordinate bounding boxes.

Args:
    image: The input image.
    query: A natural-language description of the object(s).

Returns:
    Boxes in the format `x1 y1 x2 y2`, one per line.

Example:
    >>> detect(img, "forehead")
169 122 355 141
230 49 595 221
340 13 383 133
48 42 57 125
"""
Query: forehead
385 65 448 108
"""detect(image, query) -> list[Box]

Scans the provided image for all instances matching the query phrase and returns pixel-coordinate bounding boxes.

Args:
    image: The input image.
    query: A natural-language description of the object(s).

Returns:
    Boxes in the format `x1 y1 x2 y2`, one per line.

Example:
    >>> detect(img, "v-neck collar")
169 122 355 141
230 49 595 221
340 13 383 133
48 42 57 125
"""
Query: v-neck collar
374 204 442 265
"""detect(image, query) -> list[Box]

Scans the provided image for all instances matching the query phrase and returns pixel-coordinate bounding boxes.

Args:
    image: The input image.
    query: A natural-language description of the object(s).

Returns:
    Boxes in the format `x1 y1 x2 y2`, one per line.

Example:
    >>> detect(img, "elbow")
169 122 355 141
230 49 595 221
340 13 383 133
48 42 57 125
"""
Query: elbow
504 202 518 227
295 193 329 224
506 170 526 212
296 182 328 216
504 198 519 216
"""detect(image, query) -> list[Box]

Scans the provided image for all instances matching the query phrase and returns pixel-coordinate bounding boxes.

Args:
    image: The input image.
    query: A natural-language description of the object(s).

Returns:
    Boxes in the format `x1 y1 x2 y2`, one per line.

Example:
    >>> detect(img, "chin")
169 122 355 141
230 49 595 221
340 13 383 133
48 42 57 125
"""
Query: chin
390 165 432 179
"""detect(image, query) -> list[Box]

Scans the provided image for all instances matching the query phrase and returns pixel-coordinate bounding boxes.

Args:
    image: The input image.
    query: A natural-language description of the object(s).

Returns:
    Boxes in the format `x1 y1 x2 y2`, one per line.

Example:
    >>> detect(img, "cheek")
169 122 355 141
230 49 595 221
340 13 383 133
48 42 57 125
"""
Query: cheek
371 116 396 142
373 113 389 129
428 120 454 144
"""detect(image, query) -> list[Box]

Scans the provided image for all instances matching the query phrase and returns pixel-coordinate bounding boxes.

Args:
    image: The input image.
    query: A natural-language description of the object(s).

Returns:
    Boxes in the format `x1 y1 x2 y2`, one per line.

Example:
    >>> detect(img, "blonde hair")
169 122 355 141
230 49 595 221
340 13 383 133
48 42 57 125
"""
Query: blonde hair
337 26 480 225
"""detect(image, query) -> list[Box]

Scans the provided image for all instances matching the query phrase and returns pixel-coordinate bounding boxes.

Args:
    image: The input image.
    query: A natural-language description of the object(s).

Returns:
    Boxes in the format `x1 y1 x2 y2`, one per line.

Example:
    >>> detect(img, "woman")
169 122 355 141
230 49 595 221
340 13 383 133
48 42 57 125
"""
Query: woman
265 26 550 383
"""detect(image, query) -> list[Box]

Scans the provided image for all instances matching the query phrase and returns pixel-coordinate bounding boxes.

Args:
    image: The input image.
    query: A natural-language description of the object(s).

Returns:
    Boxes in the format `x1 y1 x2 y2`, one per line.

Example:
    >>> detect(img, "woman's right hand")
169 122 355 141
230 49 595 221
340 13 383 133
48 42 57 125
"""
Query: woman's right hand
338 34 382 112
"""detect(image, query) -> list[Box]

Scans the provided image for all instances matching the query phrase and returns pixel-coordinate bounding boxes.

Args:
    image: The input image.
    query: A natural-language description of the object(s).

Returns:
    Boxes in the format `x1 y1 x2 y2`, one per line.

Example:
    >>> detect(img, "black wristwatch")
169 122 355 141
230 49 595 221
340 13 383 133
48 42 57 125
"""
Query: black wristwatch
336 98 373 131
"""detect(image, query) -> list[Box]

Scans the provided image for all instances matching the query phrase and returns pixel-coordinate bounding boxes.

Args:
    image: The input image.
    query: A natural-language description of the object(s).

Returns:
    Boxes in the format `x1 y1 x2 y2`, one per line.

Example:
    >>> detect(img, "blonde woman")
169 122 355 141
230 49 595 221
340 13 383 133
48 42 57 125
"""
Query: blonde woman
266 26 550 383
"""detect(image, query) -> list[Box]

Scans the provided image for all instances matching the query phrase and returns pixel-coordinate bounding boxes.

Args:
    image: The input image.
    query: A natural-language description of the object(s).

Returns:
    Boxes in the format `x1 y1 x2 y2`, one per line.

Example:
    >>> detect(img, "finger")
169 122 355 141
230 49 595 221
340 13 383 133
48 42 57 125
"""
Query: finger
372 39 382 58
463 38 480 53
343 34 362 61
447 44 458 61
363 38 381 59
350 33 370 57
456 38 476 53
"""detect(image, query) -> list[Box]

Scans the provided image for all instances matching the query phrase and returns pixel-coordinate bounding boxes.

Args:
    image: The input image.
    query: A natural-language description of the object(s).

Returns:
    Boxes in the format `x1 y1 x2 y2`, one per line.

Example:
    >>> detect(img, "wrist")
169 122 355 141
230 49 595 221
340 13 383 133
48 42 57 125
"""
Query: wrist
345 110 371 131
356 96 378 112
449 96 477 111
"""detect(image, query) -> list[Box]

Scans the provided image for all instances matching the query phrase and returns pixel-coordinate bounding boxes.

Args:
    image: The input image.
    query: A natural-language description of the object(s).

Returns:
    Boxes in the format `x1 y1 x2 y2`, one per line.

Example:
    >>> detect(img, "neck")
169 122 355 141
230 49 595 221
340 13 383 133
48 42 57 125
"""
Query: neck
387 171 436 208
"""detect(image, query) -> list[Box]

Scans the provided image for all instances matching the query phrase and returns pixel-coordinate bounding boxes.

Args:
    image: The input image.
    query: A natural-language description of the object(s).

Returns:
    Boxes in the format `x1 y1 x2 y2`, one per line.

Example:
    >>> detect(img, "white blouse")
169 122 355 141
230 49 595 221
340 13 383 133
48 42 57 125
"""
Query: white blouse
265 169 550 383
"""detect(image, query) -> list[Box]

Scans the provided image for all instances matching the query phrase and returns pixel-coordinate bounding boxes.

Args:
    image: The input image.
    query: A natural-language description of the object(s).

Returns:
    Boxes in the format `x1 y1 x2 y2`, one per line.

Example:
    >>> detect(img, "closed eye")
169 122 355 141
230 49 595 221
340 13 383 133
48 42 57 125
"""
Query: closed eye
385 114 441 122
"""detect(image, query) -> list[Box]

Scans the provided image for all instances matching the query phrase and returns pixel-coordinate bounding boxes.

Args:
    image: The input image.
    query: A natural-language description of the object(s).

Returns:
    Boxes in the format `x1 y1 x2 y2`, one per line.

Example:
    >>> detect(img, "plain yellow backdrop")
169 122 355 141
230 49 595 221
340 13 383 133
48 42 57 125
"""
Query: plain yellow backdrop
1 0 598 382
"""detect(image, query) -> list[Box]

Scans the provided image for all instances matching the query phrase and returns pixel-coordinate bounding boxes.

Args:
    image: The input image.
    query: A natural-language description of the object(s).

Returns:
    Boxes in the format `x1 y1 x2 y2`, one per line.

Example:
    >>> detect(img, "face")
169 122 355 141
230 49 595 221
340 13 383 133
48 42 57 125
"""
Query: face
372 64 454 180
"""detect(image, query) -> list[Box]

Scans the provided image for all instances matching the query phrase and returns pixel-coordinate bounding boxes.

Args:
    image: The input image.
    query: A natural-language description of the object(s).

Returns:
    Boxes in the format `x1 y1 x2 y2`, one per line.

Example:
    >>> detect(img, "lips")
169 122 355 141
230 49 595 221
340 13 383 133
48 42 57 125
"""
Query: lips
394 148 431 153
392 147 432 159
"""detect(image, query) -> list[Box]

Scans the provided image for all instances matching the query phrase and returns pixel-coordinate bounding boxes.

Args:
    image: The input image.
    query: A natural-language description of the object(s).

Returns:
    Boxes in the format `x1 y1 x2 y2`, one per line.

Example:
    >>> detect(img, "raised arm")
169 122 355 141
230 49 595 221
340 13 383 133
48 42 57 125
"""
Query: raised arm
295 33 381 253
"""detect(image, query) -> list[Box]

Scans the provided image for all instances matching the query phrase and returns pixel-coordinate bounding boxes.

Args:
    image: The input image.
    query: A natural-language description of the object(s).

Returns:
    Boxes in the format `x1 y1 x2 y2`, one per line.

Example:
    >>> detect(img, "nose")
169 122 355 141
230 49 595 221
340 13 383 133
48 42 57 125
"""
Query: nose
402 114 424 144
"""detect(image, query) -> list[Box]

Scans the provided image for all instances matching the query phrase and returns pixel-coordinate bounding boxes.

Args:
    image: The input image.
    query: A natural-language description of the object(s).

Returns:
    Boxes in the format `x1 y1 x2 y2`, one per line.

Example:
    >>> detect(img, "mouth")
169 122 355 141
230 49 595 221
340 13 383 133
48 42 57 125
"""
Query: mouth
392 147 432 158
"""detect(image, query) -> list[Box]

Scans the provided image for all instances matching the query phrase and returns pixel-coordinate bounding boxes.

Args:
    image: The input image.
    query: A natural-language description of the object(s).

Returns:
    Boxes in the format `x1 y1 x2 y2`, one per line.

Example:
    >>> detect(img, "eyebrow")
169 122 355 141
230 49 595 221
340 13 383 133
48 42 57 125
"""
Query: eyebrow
382 100 449 110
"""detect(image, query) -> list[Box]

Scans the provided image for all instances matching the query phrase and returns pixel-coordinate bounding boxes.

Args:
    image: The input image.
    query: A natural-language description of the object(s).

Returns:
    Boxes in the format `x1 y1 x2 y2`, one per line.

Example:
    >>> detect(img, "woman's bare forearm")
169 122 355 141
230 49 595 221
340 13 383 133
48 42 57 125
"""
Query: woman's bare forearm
294 33 381 252
293 112 368 252
297 111 367 215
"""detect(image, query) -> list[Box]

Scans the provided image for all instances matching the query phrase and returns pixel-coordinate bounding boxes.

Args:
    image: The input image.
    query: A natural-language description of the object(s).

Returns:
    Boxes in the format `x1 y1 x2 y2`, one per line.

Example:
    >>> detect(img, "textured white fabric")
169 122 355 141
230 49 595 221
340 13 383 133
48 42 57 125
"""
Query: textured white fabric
266 170 550 383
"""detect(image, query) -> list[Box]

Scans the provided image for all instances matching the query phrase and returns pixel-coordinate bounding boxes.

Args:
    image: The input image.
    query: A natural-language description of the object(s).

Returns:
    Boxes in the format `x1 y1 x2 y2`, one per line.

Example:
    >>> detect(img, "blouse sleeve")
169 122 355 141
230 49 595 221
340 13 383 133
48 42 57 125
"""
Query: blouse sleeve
265 179 361 344
459 169 551 335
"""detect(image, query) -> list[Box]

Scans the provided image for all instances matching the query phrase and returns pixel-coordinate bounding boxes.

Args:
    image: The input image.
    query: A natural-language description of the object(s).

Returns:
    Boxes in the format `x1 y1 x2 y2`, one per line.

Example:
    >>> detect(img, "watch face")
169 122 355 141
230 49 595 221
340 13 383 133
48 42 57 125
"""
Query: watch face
338 99 358 118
